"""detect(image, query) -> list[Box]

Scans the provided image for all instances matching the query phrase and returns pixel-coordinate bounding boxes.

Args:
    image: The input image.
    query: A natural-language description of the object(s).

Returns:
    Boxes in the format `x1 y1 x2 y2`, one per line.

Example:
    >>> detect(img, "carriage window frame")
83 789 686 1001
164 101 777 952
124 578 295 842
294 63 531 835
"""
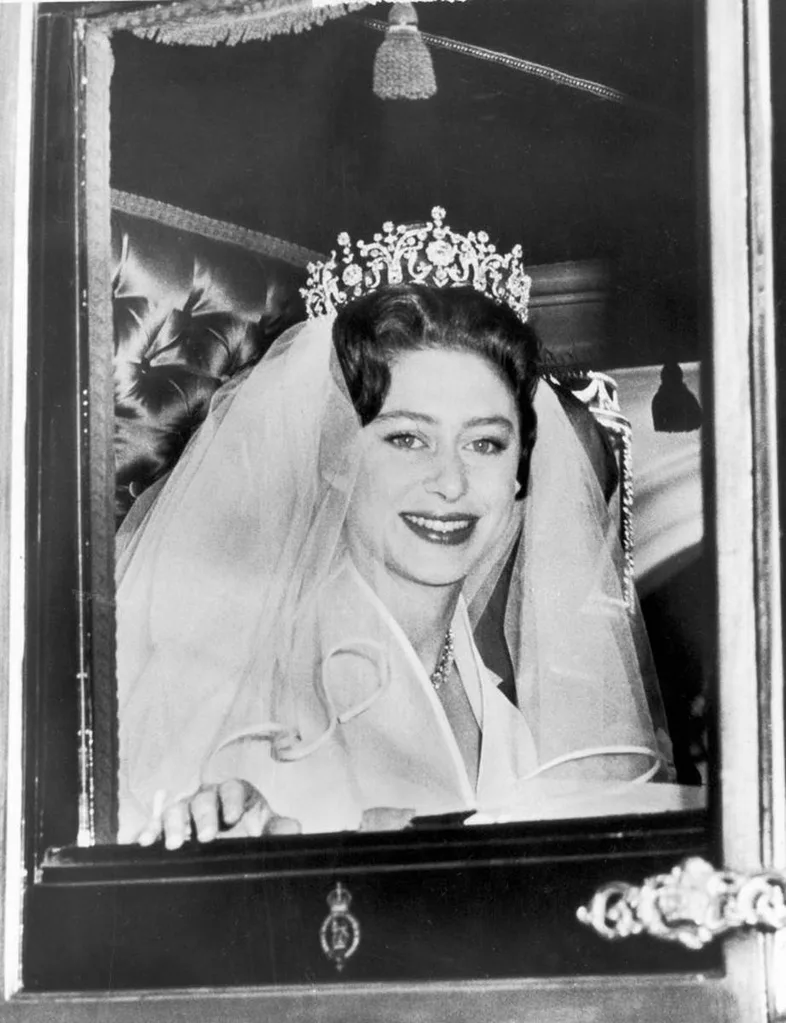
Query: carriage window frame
1 0 783 1017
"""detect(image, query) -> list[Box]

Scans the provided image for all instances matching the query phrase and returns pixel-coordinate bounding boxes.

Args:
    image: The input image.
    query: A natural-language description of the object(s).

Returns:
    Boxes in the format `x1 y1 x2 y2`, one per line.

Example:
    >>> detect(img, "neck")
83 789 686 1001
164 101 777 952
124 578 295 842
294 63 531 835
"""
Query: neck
395 579 461 670
349 555 462 673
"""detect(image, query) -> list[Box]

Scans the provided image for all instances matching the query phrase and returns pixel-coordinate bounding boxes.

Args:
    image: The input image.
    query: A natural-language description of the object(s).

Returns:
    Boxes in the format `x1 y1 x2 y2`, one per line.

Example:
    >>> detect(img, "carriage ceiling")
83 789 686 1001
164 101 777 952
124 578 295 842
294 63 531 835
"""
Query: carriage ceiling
110 0 701 361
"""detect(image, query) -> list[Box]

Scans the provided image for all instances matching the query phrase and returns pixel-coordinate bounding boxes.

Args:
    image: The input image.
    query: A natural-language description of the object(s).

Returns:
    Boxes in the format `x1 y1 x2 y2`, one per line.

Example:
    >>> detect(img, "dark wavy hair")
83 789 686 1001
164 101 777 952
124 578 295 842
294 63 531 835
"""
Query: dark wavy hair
332 284 541 496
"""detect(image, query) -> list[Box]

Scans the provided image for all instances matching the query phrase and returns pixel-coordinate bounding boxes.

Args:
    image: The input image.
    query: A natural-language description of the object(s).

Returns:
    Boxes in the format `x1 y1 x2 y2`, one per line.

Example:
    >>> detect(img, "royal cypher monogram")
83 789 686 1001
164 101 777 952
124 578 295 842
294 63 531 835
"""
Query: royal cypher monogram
319 882 361 972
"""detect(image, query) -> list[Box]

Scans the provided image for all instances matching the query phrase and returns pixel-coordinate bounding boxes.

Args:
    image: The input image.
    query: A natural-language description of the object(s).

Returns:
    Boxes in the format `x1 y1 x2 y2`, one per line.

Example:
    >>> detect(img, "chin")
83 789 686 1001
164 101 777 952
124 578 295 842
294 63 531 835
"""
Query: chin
393 545 480 590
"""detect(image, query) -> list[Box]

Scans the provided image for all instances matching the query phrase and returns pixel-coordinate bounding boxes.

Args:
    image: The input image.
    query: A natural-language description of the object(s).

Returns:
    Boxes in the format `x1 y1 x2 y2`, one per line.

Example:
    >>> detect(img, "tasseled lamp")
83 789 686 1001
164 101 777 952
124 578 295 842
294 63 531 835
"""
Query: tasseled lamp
651 360 703 432
373 3 437 100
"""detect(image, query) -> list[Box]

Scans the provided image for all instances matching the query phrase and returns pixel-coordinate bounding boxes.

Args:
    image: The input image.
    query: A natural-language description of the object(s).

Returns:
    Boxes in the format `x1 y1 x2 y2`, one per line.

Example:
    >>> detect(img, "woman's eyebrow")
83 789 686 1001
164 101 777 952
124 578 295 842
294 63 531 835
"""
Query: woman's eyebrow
463 416 515 432
374 410 438 425
374 411 515 432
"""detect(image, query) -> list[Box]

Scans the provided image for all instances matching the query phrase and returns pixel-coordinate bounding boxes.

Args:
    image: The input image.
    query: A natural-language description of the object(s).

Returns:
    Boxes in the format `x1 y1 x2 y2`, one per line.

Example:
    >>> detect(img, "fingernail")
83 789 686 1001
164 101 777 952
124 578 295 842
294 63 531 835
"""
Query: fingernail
138 831 155 847
197 826 216 842
165 834 183 851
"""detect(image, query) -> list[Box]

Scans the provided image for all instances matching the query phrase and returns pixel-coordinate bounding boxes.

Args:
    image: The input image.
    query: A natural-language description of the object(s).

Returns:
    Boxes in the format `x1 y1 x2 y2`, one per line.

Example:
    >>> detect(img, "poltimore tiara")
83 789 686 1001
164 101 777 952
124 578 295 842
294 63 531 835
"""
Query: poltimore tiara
301 207 532 324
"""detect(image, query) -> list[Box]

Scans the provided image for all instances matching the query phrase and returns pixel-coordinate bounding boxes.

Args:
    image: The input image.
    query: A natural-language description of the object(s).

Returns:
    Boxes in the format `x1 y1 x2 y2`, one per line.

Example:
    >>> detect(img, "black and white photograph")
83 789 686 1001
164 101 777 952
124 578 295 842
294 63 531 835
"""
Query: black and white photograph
0 0 784 1019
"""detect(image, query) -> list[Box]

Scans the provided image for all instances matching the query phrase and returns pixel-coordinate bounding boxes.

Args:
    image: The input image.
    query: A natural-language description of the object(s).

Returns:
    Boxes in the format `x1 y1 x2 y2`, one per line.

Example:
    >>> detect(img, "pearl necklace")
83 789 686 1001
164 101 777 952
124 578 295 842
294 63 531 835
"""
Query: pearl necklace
430 627 455 691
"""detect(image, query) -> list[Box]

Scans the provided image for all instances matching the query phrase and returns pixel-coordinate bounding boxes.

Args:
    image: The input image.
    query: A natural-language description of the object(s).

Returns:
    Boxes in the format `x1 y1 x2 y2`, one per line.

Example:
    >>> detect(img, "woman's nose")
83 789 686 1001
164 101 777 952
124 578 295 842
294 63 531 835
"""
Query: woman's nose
425 450 468 501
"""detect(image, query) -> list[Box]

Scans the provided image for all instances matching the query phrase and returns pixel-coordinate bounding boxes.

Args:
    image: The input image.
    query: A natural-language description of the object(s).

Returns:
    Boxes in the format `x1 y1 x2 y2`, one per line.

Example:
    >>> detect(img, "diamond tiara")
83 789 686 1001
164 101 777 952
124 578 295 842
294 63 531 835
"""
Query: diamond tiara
301 207 532 324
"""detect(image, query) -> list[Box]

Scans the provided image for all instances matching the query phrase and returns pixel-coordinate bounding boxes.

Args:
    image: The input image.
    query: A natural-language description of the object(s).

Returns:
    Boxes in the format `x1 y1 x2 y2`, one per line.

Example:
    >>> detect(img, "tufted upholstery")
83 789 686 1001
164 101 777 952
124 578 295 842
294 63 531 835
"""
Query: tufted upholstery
112 208 308 524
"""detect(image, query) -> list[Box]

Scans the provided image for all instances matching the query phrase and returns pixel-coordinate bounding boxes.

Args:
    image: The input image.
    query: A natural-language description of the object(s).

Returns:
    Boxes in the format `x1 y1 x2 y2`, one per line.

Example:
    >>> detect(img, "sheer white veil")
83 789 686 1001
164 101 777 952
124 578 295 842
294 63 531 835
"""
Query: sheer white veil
466 381 671 782
117 316 363 831
117 312 671 838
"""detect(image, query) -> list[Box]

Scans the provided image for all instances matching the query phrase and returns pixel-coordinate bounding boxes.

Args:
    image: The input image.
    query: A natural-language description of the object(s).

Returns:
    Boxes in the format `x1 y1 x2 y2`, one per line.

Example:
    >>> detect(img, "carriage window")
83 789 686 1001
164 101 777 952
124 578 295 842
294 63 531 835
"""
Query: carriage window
24 0 716 992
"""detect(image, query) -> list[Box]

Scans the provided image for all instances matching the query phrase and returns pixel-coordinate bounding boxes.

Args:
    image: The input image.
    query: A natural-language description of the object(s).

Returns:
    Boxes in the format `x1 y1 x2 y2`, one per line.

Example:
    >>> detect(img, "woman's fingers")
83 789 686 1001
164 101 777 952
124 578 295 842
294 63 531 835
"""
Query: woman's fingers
137 819 162 847
137 789 167 846
217 778 257 827
241 797 266 838
138 780 302 846
218 780 302 836
191 786 221 842
162 799 192 850
266 815 302 836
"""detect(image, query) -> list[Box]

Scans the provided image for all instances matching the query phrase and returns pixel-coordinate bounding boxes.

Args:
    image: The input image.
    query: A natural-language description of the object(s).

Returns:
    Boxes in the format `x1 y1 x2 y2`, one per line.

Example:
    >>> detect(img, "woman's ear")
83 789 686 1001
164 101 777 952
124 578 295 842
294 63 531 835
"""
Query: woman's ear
514 450 531 499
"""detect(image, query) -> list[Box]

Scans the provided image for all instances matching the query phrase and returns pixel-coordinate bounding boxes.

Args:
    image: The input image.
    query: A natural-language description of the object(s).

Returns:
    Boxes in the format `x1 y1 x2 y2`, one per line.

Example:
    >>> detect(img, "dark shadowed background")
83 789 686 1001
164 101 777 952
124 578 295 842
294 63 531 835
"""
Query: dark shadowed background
109 0 702 369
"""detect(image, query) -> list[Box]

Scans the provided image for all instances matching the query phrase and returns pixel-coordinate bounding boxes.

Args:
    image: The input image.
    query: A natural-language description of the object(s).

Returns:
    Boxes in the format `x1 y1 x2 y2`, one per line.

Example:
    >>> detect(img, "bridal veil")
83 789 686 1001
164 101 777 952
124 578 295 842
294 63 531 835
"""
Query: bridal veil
116 308 672 839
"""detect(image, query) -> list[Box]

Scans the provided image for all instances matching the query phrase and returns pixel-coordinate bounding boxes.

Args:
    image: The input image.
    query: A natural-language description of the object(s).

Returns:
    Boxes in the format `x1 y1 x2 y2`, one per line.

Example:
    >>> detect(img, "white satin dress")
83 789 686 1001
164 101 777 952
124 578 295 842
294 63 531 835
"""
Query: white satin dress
119 560 541 839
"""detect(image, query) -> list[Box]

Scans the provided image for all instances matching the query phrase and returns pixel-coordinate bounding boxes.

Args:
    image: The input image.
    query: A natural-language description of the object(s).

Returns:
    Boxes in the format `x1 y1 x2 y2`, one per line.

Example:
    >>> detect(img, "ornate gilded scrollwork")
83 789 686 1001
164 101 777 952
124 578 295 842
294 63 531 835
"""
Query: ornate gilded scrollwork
319 882 361 972
577 856 786 950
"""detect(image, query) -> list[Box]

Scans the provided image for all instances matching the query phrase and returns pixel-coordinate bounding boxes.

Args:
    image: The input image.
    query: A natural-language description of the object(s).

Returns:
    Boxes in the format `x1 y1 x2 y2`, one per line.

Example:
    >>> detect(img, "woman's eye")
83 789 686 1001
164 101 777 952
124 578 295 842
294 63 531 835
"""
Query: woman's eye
468 438 505 455
386 433 426 450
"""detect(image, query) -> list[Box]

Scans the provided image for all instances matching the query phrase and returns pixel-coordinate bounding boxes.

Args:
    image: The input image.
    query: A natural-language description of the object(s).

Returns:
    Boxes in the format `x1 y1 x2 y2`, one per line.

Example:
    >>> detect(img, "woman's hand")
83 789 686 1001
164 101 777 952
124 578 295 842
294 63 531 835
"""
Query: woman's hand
137 779 302 849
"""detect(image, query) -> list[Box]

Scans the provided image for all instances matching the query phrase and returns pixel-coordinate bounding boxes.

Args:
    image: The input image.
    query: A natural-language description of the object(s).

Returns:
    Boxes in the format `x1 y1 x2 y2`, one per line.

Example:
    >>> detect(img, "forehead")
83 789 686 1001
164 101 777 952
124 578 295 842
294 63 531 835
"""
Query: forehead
382 348 516 414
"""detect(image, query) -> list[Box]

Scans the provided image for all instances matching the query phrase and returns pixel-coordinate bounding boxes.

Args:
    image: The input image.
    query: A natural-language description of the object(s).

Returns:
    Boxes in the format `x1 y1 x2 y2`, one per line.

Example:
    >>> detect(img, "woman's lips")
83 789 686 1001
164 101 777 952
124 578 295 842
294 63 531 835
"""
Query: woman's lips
400 513 479 546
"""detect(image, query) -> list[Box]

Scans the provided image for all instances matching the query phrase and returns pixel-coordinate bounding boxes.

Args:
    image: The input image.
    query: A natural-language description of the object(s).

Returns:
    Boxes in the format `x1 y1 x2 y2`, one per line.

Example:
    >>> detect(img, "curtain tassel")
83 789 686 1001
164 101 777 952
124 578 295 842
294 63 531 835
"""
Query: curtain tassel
373 3 437 101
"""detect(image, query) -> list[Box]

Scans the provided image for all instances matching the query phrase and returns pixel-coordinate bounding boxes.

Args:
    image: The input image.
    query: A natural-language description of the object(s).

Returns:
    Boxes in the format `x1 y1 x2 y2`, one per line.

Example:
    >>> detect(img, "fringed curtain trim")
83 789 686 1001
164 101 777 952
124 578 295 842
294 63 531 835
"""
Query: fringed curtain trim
99 0 366 47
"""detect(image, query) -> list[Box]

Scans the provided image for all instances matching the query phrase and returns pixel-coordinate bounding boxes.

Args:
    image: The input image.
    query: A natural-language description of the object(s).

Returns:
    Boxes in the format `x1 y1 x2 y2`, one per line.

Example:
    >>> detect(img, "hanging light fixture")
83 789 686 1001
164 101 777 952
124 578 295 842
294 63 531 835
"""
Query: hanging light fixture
373 2 437 100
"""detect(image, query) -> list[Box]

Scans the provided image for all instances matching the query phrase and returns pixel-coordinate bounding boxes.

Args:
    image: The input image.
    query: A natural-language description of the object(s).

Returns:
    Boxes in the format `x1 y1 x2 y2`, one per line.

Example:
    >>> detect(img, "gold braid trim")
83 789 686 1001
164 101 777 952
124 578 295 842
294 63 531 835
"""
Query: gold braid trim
111 189 323 268
84 23 117 844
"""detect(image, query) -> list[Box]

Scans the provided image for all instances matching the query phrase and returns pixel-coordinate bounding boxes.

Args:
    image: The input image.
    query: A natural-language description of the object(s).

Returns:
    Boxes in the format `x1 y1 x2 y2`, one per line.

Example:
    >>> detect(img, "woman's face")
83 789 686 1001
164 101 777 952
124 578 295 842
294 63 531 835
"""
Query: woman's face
345 347 522 591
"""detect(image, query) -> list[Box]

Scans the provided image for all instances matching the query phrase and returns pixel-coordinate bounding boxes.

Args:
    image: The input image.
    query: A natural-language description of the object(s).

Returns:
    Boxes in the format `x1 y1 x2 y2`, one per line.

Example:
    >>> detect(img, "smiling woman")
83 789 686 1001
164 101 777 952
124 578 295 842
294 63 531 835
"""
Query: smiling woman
6 0 785 1012
115 214 675 847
